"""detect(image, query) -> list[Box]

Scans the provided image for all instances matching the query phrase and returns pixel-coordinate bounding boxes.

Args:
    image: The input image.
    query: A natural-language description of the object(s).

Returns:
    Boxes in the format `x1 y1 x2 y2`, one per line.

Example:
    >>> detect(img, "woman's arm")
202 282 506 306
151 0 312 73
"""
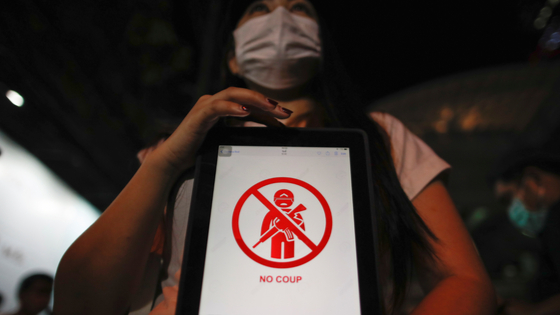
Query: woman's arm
53 88 290 315
410 180 497 315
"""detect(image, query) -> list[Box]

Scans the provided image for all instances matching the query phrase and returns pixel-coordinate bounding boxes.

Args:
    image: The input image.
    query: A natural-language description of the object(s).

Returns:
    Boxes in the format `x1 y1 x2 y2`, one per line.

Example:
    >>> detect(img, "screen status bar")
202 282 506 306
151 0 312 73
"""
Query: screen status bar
218 146 349 157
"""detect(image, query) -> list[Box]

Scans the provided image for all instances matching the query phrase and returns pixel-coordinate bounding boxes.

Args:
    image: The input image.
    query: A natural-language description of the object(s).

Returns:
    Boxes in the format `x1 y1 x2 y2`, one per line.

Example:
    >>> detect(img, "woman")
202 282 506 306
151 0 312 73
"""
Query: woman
53 1 496 314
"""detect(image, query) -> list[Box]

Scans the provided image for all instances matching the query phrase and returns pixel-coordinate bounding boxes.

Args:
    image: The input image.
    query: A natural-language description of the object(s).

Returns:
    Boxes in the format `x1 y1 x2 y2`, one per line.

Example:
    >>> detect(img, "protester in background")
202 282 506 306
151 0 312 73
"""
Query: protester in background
492 149 560 315
2 274 53 315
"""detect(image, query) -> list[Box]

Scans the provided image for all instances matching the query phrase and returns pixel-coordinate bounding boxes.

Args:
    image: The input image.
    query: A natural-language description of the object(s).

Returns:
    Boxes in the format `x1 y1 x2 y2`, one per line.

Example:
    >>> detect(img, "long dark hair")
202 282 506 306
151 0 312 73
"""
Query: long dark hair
198 1 439 313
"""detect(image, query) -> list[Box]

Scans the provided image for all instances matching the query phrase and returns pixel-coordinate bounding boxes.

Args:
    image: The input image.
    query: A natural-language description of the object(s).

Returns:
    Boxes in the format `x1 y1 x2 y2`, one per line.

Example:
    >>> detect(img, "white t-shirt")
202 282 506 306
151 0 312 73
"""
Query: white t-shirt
142 112 450 315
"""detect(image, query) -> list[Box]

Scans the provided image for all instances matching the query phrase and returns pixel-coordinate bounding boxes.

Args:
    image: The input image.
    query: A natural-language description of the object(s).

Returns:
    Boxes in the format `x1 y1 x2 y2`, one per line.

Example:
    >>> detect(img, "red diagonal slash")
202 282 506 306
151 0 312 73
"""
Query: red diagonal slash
251 189 317 251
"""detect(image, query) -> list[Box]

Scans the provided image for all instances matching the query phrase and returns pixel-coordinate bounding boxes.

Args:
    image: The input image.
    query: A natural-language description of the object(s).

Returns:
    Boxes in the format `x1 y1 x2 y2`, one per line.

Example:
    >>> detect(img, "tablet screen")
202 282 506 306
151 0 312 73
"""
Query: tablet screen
198 145 361 315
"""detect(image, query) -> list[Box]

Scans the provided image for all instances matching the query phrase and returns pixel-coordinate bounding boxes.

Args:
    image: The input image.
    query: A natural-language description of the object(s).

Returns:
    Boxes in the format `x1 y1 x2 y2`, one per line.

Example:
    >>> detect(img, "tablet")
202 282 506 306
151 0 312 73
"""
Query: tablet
175 127 382 315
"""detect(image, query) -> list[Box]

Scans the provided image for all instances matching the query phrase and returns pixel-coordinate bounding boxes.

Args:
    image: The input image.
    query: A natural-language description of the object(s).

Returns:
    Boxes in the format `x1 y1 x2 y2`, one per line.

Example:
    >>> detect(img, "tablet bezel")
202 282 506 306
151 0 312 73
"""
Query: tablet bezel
175 127 382 315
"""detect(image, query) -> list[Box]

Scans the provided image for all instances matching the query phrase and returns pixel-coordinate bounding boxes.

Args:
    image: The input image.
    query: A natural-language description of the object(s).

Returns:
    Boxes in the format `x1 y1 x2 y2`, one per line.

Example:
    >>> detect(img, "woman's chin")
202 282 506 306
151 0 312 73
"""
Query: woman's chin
243 78 314 101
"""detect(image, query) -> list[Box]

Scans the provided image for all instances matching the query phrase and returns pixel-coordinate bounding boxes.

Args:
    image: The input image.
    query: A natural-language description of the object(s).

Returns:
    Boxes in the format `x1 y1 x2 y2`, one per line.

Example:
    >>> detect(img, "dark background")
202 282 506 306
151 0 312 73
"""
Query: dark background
1 0 559 303
317 0 542 99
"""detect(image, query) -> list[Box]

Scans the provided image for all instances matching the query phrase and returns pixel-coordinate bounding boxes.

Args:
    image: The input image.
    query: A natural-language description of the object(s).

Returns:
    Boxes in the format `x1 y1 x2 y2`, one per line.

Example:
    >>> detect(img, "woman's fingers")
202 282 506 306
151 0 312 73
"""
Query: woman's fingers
191 88 291 131
239 108 287 128
215 87 290 119
151 87 292 173
192 99 251 130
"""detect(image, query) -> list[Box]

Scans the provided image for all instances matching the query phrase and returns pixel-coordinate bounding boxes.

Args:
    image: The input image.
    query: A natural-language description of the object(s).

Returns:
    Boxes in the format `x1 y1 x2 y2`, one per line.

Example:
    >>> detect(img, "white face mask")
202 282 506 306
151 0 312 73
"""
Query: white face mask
233 7 321 90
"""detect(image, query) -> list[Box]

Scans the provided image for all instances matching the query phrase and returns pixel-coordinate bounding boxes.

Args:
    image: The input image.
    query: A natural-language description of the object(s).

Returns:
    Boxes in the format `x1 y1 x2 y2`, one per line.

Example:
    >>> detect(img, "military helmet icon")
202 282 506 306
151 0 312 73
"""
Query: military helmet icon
274 189 294 207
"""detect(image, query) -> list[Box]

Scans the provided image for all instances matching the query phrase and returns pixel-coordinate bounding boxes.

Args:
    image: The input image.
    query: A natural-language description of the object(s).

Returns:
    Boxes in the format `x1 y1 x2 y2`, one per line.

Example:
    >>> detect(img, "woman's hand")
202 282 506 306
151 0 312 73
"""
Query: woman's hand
150 87 291 174
54 87 290 315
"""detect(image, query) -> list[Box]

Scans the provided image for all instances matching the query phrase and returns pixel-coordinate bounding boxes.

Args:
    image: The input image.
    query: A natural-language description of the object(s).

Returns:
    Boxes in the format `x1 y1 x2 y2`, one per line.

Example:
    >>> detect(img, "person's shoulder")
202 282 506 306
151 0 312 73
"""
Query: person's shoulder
368 111 408 136
367 111 419 150
368 111 398 124
367 111 451 200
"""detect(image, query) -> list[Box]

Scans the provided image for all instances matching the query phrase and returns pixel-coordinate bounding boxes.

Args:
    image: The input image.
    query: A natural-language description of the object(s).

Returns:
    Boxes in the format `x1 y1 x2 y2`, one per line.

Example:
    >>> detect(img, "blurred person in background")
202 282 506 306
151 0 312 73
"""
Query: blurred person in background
492 148 560 315
1 273 53 315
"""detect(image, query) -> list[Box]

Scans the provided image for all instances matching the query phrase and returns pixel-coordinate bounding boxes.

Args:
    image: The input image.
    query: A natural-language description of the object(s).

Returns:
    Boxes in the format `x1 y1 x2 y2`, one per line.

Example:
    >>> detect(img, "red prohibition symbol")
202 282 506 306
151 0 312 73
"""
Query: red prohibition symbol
232 177 332 268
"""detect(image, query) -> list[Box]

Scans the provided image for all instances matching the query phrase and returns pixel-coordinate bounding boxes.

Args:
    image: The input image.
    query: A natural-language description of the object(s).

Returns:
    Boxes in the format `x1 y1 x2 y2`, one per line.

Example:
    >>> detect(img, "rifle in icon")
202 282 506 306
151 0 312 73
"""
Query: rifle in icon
253 204 307 248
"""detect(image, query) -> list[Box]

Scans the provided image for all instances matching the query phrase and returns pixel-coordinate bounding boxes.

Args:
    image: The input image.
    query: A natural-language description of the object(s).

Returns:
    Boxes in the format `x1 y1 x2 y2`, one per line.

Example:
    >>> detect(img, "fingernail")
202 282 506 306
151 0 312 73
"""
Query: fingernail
267 98 279 106
280 106 293 114
242 106 249 111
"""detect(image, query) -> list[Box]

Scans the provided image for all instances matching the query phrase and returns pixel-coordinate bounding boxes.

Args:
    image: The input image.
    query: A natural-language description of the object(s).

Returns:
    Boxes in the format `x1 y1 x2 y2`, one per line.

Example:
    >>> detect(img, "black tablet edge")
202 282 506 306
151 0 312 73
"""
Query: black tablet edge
175 127 383 315
175 154 217 315
354 131 383 315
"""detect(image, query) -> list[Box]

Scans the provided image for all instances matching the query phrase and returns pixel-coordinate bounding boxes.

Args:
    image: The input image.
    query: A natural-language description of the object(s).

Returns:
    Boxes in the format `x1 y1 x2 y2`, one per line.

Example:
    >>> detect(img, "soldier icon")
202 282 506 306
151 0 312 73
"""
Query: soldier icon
258 189 306 259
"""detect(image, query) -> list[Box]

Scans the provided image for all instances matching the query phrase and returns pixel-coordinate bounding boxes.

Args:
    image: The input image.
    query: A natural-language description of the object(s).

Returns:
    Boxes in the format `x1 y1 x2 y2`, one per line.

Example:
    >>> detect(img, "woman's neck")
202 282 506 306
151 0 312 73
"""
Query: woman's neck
245 80 325 128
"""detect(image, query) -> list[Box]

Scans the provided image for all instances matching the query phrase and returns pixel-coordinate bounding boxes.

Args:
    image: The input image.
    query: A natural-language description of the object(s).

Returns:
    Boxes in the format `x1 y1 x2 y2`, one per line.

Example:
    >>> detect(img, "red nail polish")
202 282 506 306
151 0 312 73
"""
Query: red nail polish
242 106 249 111
280 106 293 114
267 98 279 106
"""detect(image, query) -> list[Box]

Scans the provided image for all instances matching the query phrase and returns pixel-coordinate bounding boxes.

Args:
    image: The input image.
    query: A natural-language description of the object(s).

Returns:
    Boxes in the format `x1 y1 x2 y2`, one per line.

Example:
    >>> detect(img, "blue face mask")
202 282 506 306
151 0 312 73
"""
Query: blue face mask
508 198 549 236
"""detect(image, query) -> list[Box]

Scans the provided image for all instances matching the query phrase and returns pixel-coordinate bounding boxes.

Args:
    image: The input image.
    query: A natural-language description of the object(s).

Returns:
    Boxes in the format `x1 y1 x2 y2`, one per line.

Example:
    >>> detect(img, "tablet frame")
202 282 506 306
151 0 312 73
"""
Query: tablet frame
174 127 382 315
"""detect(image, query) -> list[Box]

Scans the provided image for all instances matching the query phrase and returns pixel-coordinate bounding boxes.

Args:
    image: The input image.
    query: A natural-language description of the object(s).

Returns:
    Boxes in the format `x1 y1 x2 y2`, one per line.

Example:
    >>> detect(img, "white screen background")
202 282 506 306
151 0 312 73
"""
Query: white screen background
198 146 360 315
